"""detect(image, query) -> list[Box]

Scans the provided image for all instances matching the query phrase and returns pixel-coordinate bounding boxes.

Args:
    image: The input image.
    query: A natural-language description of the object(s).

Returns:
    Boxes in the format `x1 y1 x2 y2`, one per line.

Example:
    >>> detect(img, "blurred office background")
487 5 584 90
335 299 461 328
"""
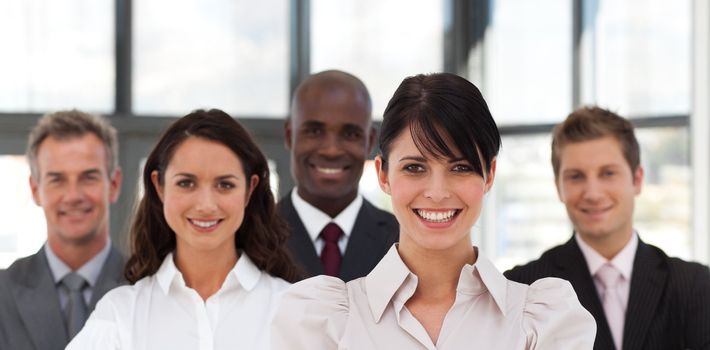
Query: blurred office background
0 0 707 270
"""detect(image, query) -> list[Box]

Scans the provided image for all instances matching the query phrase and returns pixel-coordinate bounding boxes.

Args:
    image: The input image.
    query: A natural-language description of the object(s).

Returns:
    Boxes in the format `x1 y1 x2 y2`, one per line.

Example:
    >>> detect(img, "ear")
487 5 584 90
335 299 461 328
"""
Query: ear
484 158 497 193
150 170 164 202
245 174 260 203
366 126 377 155
108 167 123 203
284 119 293 151
29 175 41 206
632 165 644 195
374 155 391 194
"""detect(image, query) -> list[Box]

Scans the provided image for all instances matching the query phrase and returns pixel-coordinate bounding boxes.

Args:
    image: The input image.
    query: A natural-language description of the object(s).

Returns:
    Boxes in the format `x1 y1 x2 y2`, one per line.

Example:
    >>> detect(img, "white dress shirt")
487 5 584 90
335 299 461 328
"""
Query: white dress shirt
291 188 363 255
575 232 638 312
272 245 596 349
67 252 290 350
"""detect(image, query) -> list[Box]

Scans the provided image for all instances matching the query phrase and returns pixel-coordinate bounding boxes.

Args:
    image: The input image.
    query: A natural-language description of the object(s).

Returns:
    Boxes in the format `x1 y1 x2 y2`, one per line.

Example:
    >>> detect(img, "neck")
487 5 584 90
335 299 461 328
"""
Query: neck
174 246 238 301
48 233 108 271
398 239 475 299
298 188 356 218
579 228 633 260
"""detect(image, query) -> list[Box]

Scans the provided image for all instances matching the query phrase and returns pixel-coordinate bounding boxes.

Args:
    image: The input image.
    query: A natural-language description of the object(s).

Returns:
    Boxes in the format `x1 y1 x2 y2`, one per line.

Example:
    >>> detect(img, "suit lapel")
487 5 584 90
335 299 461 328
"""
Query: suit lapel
340 201 384 281
554 237 616 350
88 245 125 310
280 193 324 277
12 250 68 349
622 240 667 350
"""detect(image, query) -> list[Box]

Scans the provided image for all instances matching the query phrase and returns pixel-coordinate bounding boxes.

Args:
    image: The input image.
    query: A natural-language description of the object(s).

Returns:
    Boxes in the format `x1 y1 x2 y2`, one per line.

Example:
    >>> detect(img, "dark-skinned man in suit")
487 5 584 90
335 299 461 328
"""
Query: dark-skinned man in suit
280 70 398 282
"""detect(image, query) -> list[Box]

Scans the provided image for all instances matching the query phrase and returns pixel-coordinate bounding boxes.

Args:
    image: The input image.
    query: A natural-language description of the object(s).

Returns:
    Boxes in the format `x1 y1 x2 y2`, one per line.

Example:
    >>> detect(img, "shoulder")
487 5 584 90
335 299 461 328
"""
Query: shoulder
4 251 43 280
280 275 349 309
361 199 396 224
259 273 292 294
520 278 596 349
504 244 566 283
272 276 349 349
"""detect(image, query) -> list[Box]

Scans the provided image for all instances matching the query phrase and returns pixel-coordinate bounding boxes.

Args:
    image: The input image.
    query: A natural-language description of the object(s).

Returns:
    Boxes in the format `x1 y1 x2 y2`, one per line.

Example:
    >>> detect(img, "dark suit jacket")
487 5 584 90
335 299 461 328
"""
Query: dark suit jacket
504 236 710 350
0 245 125 350
278 192 398 282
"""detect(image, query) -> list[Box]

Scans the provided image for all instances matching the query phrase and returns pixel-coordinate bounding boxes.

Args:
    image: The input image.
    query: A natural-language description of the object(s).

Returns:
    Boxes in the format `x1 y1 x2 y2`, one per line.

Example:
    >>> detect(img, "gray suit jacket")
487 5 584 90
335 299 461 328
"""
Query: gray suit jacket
278 192 398 282
505 236 710 350
0 245 125 350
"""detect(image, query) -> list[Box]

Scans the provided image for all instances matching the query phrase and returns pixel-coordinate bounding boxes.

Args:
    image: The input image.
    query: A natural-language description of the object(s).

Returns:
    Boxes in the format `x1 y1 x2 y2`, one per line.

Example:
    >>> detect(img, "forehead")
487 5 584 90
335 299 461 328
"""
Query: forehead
558 136 627 170
389 127 462 159
36 134 108 173
166 137 244 175
292 84 370 128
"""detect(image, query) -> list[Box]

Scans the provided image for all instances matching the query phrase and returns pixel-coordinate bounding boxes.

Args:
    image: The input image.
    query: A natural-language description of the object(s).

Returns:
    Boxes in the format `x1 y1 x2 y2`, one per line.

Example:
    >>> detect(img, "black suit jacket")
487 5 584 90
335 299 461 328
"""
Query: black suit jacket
0 245 125 350
504 236 710 350
278 192 398 282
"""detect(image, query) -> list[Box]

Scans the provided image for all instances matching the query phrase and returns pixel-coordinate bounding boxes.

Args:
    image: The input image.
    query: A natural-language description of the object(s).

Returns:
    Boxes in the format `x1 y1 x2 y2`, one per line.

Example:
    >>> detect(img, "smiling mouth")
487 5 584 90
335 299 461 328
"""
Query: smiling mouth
580 206 612 215
189 219 221 229
59 207 92 217
414 209 461 223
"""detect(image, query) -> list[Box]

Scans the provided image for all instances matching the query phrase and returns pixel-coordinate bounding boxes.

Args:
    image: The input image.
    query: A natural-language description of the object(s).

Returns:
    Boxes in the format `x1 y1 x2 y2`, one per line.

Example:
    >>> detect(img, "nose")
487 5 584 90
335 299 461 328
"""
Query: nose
581 178 604 202
195 187 218 214
423 172 451 202
62 181 86 205
317 131 345 158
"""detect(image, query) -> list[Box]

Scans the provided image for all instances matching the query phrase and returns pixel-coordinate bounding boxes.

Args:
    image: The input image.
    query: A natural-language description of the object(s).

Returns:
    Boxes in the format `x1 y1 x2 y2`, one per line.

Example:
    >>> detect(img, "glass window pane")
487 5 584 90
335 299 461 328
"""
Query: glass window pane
311 0 444 119
584 0 691 116
492 127 691 270
0 0 114 113
134 0 289 117
0 156 46 268
483 0 572 125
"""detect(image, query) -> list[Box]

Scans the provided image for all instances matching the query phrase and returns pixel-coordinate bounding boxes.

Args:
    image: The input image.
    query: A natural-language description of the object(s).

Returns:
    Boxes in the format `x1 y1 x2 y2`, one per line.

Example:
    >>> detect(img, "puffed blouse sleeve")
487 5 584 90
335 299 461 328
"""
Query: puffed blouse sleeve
271 276 349 350
65 292 122 350
522 277 597 350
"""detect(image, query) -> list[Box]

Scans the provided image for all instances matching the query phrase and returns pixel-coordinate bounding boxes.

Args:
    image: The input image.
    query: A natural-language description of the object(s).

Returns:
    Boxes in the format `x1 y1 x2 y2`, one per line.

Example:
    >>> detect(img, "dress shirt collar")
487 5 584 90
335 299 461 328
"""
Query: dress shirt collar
156 251 262 296
44 239 112 287
365 245 508 323
575 231 638 280
290 188 363 242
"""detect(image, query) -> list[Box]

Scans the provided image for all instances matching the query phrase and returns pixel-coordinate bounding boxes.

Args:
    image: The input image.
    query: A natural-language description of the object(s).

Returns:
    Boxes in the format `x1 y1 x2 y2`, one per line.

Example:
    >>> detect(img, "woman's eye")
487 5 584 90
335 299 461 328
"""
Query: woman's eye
176 180 193 188
403 164 425 173
452 164 473 172
217 181 235 190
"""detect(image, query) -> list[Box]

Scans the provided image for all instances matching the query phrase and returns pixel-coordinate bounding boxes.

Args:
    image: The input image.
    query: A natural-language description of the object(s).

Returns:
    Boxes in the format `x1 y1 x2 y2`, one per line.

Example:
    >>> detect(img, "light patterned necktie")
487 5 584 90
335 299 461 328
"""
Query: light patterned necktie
595 264 625 350
62 272 88 340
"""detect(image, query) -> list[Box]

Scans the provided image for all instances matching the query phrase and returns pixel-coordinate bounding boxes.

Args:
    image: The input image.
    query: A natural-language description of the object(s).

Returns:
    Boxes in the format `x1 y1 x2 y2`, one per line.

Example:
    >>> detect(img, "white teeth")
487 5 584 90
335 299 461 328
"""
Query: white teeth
316 167 343 174
416 209 457 223
191 219 218 228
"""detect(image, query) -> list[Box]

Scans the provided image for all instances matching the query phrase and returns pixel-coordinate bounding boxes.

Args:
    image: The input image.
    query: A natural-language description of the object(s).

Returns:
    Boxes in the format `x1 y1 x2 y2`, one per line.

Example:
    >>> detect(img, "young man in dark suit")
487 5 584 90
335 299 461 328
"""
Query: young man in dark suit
0 110 126 350
505 106 710 350
280 70 398 282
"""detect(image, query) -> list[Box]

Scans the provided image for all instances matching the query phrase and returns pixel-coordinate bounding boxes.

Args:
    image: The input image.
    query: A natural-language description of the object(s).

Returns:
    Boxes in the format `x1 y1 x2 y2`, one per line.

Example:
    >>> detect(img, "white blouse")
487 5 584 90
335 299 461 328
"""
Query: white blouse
272 246 596 350
67 252 290 350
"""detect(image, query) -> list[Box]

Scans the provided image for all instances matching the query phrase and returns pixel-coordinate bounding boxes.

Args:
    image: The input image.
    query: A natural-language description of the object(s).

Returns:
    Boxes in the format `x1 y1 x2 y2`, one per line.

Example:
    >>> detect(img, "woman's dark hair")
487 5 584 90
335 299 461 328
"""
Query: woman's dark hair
124 109 301 283
379 73 501 177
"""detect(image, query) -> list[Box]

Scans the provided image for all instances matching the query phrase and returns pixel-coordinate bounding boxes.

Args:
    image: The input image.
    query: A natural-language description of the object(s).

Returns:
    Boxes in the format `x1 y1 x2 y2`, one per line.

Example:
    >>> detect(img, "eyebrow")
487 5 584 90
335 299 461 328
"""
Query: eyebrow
397 155 467 163
172 173 241 180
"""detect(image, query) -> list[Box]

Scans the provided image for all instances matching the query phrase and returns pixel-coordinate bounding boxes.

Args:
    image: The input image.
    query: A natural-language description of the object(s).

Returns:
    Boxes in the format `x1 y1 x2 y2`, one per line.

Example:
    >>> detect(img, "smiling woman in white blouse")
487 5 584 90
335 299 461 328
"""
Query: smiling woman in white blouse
67 109 300 350
272 73 597 349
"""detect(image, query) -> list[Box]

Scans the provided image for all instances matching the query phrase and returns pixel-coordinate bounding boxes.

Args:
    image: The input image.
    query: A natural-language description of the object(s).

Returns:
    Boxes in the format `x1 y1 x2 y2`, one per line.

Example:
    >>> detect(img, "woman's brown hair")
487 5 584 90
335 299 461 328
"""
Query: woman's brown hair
124 109 301 283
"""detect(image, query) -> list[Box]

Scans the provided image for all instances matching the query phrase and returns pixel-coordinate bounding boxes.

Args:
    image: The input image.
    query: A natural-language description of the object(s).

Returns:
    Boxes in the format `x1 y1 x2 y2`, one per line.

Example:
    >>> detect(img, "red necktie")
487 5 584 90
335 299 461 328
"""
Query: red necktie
320 223 343 277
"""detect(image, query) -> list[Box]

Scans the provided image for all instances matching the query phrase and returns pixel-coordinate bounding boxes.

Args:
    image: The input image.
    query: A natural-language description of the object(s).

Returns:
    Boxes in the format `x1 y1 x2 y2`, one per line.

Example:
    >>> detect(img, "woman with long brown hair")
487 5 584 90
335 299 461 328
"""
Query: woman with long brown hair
68 109 299 349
